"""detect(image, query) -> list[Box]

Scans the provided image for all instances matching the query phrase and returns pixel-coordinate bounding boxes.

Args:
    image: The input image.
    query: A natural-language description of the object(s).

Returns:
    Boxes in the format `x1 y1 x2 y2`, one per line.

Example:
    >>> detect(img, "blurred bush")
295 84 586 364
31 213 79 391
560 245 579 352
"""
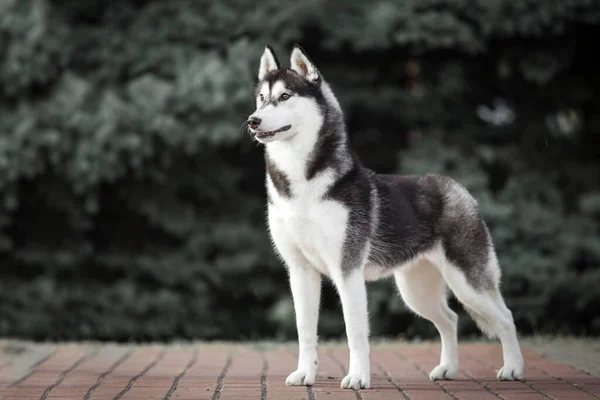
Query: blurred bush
0 0 598 341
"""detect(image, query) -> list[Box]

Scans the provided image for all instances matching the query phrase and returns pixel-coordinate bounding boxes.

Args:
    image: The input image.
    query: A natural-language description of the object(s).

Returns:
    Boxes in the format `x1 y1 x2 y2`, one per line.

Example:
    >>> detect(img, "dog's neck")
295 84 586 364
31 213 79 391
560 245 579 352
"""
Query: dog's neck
264 81 355 185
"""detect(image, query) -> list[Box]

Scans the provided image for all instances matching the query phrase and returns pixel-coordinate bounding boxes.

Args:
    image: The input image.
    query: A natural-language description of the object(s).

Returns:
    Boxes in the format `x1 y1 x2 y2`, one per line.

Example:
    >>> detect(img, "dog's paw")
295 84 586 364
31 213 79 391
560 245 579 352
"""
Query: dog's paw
286 369 317 386
341 372 370 390
429 364 459 381
497 363 524 381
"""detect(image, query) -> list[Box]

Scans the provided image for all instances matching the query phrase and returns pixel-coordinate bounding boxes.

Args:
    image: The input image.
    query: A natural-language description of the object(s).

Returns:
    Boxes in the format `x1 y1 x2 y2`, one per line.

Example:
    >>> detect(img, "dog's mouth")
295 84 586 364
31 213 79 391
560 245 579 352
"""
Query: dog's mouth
254 125 291 139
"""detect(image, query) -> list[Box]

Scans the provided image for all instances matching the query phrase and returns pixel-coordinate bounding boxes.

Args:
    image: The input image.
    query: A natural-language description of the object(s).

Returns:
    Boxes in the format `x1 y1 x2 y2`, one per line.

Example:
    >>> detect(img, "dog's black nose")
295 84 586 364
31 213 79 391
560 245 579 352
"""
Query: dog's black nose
248 116 261 130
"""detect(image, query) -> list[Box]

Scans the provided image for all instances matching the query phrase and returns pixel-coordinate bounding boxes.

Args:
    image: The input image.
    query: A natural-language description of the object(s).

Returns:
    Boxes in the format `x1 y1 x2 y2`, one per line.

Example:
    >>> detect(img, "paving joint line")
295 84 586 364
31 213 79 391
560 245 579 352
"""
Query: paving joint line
8 349 57 388
211 351 233 400
41 351 96 400
260 352 268 400
462 370 504 400
376 364 411 400
164 347 200 400
84 347 133 400
521 380 554 399
114 349 166 400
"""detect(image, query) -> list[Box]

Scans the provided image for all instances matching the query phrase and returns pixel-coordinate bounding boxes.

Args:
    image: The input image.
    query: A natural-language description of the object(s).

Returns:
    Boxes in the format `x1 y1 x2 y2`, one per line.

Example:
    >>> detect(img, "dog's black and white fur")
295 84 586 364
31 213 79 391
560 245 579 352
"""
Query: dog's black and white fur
247 45 524 390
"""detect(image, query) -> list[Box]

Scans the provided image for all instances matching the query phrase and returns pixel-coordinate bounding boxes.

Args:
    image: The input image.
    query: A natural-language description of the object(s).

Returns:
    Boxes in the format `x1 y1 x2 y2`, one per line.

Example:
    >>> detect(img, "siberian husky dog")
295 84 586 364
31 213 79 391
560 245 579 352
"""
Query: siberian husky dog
247 44 525 390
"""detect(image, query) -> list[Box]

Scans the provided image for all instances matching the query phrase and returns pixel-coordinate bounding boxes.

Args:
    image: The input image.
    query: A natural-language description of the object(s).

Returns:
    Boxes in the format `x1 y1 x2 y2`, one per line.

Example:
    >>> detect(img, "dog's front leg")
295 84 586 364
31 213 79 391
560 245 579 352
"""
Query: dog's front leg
285 262 322 386
333 267 371 389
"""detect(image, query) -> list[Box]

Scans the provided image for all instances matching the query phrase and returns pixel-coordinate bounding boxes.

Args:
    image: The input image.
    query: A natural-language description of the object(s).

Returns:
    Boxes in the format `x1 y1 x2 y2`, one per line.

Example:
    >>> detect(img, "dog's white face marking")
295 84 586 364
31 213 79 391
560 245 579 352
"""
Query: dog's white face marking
250 80 322 145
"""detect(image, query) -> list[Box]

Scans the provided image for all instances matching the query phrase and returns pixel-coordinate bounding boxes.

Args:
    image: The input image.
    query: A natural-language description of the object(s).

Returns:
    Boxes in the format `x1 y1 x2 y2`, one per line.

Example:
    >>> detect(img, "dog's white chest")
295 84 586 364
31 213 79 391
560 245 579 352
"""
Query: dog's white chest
268 191 348 276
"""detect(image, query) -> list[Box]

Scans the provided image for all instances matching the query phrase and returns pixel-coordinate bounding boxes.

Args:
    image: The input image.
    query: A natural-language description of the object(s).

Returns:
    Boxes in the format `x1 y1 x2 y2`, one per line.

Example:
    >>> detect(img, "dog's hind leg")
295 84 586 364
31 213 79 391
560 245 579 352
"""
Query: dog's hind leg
437 251 525 381
433 176 524 380
394 260 459 381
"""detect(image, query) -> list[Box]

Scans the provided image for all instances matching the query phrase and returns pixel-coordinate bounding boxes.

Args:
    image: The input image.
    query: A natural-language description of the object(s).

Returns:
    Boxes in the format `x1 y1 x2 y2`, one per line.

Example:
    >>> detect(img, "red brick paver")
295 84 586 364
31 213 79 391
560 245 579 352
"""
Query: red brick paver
2 345 88 399
47 345 130 399
87 346 164 399
0 341 598 399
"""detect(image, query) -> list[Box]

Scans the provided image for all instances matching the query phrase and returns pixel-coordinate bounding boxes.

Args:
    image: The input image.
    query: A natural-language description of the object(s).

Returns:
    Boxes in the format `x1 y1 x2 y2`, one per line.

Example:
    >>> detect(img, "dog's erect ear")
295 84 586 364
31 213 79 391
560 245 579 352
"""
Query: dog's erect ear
258 45 281 81
290 44 319 83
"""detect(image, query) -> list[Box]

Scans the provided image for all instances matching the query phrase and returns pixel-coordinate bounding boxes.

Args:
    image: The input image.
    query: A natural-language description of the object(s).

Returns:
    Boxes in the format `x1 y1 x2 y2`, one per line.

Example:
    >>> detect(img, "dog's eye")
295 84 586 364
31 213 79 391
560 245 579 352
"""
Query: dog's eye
280 93 291 101
259 94 265 102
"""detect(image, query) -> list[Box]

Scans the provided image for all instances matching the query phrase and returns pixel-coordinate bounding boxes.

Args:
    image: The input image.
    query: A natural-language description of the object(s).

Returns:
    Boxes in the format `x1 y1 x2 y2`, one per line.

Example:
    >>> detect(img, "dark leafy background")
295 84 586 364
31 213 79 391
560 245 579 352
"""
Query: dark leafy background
0 0 599 341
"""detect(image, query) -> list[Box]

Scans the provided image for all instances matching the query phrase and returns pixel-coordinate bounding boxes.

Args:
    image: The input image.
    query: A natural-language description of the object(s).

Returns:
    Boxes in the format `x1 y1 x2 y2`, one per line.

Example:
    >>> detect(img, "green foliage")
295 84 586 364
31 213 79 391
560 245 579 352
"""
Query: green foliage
0 0 599 341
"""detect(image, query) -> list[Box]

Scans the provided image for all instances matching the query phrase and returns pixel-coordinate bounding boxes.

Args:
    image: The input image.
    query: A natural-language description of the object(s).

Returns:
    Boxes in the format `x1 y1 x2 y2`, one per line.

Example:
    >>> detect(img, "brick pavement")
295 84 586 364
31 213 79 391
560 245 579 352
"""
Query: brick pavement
0 341 598 399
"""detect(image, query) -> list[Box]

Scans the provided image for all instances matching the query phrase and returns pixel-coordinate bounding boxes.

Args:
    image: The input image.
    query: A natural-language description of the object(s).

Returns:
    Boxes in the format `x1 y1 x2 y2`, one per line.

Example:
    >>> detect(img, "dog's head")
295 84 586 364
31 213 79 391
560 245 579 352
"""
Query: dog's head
247 45 325 144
